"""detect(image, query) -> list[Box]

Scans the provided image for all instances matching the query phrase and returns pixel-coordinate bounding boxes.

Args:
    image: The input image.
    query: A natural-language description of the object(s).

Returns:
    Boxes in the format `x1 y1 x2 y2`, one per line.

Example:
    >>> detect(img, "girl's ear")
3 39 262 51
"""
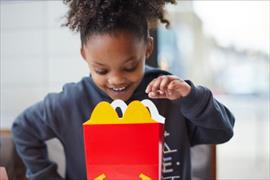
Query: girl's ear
80 46 87 60
146 36 154 59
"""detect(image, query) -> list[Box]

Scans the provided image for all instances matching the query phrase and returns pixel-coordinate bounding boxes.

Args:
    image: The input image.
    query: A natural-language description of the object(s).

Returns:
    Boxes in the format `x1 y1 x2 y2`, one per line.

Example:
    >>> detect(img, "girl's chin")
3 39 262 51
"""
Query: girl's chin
107 90 132 101
109 94 131 101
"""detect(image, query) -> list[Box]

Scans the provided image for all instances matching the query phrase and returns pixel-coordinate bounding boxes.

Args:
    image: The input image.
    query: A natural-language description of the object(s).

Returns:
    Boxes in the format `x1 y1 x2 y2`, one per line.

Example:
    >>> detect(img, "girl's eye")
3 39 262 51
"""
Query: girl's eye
124 64 138 72
95 69 108 75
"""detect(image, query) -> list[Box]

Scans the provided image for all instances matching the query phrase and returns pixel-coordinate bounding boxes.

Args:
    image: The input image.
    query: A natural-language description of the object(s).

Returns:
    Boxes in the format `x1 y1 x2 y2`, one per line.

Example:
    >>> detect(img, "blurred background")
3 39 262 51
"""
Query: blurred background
0 0 269 179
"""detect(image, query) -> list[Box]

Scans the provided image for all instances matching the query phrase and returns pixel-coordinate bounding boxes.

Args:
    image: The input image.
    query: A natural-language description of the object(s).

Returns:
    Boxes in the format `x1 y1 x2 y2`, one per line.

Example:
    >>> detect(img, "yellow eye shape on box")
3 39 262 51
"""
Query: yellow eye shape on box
84 100 164 125
94 173 151 180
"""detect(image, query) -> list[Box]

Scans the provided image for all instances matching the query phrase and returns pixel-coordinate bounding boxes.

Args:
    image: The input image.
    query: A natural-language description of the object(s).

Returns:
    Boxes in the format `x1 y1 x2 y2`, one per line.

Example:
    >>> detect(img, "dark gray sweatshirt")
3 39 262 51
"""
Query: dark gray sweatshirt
12 66 235 180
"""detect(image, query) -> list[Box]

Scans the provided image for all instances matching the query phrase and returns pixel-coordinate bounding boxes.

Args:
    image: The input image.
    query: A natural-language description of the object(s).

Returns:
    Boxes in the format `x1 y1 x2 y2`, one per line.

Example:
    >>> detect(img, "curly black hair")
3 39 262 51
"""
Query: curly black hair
63 0 176 45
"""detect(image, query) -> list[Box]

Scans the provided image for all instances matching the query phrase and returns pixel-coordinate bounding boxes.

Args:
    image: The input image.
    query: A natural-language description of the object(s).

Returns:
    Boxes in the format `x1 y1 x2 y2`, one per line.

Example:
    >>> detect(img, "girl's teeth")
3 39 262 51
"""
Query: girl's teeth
112 87 126 91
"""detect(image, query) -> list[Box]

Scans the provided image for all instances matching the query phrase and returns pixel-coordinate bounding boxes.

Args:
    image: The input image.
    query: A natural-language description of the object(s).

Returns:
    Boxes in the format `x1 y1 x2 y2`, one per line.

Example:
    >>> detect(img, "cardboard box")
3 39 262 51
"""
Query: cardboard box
83 99 165 180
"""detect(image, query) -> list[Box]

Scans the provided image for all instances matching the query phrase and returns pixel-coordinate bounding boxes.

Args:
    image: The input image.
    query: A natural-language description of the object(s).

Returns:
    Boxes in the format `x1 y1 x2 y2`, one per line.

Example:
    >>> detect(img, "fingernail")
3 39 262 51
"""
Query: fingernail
145 88 149 93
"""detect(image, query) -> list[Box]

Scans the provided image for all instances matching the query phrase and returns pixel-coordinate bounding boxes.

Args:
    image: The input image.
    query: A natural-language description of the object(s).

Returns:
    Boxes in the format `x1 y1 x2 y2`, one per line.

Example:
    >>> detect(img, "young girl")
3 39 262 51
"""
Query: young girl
12 0 235 179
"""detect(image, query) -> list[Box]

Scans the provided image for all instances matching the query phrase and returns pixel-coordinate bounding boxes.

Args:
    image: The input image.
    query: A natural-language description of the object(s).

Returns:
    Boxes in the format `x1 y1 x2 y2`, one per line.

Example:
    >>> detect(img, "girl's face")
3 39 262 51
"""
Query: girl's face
81 31 153 101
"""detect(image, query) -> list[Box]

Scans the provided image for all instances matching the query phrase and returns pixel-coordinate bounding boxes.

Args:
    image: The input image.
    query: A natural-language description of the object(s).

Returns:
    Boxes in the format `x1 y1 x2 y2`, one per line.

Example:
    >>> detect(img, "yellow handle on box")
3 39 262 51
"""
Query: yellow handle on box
84 100 159 125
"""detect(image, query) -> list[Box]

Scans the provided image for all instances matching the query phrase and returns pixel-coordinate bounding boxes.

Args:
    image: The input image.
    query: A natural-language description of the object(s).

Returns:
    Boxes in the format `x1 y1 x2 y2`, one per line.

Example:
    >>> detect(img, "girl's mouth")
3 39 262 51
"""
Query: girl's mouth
111 86 127 92
107 84 133 100
108 85 130 94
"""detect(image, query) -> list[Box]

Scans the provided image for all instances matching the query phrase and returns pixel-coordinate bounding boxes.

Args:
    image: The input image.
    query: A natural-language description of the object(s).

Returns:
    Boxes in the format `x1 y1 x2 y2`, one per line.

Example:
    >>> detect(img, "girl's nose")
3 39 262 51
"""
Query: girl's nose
108 72 126 85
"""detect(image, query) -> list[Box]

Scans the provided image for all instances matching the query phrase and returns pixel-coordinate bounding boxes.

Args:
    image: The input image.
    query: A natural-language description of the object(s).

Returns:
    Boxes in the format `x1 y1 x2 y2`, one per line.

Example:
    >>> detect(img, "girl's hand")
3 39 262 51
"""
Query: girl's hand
145 75 191 100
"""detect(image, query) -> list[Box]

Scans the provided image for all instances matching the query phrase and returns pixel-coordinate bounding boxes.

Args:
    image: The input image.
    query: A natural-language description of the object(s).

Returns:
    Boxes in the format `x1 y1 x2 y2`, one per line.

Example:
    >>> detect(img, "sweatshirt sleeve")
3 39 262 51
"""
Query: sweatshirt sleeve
180 80 235 146
12 93 64 180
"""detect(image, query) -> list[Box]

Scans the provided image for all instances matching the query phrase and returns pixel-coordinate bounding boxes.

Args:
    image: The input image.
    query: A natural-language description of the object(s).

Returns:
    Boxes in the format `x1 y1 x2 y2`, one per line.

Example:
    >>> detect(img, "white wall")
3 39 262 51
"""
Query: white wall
1 1 89 129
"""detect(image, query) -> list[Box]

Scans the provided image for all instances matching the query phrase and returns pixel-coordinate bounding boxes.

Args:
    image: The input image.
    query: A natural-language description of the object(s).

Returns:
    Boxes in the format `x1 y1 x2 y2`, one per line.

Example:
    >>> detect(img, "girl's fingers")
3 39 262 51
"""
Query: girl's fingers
150 76 172 92
151 76 163 92
145 85 150 93
145 78 157 93
146 75 190 100
168 79 191 97
146 75 184 96
148 90 167 99
168 79 180 90
160 76 170 91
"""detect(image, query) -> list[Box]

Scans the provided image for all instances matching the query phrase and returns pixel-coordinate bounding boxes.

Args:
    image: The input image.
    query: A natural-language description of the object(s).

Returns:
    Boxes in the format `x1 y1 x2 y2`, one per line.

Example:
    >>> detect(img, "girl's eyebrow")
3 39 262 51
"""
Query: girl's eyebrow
92 56 137 66
124 56 137 63
92 61 107 67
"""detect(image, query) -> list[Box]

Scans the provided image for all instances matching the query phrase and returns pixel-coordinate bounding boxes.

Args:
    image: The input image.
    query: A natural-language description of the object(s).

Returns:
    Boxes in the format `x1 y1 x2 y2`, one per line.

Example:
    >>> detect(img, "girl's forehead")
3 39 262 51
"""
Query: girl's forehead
83 32 146 65
84 33 146 55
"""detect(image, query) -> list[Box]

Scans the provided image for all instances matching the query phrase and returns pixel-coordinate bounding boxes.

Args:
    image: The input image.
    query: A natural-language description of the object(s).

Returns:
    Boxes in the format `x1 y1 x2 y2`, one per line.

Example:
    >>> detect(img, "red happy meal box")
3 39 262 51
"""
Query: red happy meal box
83 99 165 180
